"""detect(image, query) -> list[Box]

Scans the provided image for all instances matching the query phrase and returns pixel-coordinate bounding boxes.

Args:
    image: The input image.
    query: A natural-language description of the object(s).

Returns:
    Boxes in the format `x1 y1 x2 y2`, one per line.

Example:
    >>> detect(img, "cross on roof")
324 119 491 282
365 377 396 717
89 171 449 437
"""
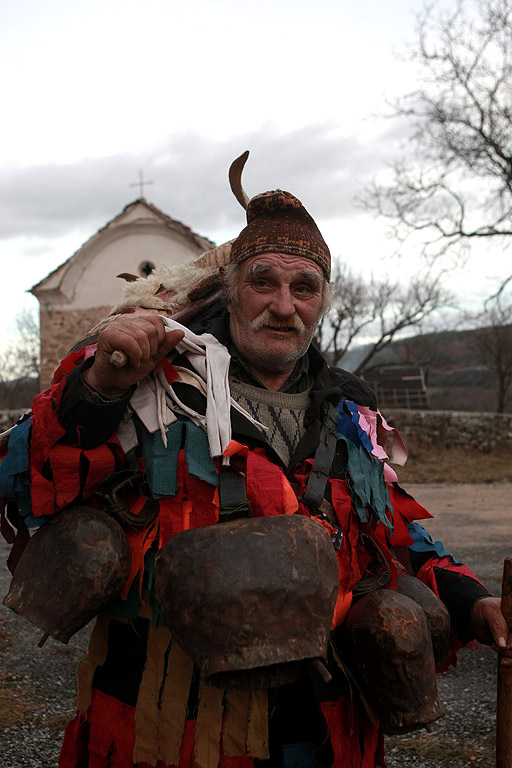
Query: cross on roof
130 169 154 199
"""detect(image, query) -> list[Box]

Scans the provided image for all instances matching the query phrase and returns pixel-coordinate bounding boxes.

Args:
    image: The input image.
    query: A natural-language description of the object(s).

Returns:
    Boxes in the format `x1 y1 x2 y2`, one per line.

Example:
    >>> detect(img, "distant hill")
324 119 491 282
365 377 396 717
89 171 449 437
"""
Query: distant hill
0 324 510 416
359 324 512 413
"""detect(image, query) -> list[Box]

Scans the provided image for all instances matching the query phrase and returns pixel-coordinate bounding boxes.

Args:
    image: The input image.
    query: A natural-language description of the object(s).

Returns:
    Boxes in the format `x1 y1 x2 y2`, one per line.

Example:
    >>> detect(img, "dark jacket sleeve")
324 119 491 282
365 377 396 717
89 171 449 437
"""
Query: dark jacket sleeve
57 358 135 449
409 548 490 643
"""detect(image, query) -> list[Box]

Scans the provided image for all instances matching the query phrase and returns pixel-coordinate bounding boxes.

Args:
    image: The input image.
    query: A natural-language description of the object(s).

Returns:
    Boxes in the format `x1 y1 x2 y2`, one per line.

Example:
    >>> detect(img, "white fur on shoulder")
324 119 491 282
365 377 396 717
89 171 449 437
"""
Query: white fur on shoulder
113 260 209 311
112 241 233 312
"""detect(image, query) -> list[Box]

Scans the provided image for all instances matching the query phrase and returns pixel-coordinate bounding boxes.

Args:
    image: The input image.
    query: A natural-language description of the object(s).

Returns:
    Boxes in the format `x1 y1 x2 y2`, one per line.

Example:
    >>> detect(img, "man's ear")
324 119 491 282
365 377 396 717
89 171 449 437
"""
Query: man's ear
220 265 237 313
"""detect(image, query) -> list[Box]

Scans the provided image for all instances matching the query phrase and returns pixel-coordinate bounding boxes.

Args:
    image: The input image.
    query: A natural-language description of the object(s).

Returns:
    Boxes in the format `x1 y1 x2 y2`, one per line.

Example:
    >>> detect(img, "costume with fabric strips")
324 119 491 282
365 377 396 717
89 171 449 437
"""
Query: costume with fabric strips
0 300 489 768
0 176 493 768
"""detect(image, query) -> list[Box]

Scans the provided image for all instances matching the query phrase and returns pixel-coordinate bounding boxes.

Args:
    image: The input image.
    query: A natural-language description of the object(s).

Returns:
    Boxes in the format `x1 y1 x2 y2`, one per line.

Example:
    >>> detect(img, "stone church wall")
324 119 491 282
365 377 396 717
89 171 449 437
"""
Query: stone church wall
39 306 112 390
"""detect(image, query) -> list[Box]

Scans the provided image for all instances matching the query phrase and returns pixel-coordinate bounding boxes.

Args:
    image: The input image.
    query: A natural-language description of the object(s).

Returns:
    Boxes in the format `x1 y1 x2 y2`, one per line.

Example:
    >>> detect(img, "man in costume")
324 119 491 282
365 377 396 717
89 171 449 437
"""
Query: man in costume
1 156 511 768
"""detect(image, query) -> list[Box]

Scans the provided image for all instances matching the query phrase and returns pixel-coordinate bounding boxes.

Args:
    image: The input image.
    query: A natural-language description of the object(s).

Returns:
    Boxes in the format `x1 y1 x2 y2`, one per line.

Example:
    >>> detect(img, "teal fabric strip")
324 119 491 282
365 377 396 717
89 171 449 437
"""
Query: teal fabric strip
106 572 142 619
342 434 393 530
184 422 219 487
144 549 166 625
140 421 183 498
140 420 218 498
105 549 167 625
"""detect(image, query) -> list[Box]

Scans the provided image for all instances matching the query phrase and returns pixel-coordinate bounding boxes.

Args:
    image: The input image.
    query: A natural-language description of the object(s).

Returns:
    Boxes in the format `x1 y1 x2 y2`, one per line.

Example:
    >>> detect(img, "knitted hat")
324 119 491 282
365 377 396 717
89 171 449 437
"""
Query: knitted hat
230 190 331 279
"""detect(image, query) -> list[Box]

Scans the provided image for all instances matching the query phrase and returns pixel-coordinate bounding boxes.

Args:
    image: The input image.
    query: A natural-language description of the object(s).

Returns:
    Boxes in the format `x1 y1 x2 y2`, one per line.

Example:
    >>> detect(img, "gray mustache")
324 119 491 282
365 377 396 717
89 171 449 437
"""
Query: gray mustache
251 310 306 334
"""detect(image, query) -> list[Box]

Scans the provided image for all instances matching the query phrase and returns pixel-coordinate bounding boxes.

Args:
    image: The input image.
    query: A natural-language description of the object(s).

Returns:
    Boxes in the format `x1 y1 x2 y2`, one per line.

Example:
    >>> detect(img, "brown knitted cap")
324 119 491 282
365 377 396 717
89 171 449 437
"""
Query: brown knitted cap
230 190 331 279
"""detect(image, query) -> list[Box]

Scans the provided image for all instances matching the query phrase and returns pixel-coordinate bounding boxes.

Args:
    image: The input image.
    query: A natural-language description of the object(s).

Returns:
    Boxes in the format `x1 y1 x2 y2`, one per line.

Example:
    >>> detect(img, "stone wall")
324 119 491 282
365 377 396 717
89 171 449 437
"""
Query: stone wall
3 403 512 452
386 408 512 451
39 305 111 391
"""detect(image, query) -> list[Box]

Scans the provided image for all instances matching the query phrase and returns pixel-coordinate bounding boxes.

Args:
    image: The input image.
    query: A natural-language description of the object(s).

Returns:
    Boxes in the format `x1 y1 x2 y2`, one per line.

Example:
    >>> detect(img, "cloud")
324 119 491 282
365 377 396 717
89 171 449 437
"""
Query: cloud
0 121 406 244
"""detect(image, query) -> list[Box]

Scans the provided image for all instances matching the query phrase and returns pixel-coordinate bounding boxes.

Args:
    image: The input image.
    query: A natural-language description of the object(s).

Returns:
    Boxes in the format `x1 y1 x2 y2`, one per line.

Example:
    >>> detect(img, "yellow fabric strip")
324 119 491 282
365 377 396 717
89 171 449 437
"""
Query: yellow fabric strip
194 682 225 768
158 640 195 766
222 690 251 757
133 624 172 765
75 612 111 713
247 690 270 760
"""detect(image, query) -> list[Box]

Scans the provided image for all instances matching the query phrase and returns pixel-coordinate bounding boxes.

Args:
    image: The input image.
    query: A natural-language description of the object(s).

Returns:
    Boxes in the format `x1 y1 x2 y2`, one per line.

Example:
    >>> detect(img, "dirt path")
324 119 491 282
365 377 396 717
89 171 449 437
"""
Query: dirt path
382 483 512 766
406 482 512 593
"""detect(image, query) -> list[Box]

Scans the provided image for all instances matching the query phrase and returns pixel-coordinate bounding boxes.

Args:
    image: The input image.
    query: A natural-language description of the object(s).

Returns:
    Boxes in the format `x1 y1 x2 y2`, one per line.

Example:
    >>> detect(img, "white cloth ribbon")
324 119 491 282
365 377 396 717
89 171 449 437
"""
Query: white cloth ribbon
127 316 267 459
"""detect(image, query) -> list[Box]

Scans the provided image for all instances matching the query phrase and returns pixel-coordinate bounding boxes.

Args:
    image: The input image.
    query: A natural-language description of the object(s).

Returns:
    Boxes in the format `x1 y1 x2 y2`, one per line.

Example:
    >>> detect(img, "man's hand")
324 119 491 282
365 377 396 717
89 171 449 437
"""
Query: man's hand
83 315 185 398
471 596 512 667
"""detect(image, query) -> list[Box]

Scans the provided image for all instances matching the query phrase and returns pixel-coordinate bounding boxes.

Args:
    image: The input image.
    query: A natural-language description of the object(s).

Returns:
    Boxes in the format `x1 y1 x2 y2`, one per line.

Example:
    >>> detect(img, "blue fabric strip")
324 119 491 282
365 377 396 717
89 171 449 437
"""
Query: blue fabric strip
0 418 34 520
407 521 460 564
336 400 374 454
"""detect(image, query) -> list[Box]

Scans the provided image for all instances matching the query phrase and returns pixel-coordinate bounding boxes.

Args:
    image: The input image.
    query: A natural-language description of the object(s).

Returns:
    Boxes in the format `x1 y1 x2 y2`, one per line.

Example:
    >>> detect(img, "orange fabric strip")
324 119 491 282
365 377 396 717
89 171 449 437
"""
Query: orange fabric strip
75 613 111 714
133 625 171 765
121 521 158 600
246 690 269 760
223 690 251 757
194 681 224 768
158 640 195 766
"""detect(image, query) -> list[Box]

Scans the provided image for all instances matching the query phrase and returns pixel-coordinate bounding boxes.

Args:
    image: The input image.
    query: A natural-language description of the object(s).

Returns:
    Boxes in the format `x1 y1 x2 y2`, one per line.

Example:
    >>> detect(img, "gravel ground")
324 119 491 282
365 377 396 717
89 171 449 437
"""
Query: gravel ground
0 483 509 767
0 537 90 766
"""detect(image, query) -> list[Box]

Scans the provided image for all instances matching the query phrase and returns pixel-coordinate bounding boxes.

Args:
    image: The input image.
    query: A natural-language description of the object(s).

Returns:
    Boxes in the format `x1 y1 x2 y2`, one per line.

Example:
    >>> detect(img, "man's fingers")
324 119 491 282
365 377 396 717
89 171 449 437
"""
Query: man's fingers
100 316 165 361
159 329 185 356
109 327 184 368
86 316 184 396
471 596 510 648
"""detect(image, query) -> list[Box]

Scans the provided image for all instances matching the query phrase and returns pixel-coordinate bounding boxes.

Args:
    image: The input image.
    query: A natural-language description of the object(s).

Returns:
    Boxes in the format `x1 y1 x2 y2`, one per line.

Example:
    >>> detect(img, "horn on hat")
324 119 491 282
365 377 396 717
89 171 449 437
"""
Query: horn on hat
229 150 250 210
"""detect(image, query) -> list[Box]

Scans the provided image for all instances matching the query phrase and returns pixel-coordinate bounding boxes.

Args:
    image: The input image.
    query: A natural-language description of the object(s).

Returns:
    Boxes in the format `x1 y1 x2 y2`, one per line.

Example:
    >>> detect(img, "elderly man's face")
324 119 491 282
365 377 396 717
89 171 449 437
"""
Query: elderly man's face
226 252 325 379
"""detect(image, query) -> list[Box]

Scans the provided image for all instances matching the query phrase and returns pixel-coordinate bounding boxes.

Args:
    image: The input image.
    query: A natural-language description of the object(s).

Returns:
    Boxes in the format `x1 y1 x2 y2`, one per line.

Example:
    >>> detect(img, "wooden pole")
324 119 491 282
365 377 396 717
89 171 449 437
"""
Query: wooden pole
497 557 512 768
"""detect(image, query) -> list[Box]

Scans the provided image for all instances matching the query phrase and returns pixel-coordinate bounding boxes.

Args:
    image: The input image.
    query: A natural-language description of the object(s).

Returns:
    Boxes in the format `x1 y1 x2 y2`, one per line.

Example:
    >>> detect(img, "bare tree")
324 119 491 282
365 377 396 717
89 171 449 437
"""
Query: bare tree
315 261 450 374
473 281 512 412
0 309 41 385
361 0 512 270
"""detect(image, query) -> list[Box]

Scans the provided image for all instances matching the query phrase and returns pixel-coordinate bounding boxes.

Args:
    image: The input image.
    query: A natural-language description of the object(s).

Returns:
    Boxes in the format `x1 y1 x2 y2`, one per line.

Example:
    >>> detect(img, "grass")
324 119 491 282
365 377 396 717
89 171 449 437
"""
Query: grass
386 729 495 766
0 669 33 727
0 668 72 731
392 438 512 484
0 616 74 733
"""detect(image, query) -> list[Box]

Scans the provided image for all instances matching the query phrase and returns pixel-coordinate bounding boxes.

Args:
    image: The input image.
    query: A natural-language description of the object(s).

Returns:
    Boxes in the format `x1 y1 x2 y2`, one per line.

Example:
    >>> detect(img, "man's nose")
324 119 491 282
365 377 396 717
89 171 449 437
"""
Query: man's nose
269 288 296 318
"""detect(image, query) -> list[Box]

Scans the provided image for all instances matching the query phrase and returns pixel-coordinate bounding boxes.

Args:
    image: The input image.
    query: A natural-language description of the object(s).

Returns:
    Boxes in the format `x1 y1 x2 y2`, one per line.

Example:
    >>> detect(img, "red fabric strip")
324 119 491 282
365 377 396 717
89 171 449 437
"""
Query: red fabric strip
82 441 123 499
246 448 291 517
60 691 256 768
388 484 432 523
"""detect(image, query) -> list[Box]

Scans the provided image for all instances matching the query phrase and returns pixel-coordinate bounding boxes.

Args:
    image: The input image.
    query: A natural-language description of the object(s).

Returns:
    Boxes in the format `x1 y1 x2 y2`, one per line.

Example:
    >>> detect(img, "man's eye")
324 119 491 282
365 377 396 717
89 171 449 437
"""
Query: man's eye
295 284 315 295
252 278 271 289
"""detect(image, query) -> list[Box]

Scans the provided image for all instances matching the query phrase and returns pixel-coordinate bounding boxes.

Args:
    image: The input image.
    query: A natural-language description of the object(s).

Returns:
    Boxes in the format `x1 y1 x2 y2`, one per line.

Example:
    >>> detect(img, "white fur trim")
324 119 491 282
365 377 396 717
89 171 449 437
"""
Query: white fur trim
112 242 233 312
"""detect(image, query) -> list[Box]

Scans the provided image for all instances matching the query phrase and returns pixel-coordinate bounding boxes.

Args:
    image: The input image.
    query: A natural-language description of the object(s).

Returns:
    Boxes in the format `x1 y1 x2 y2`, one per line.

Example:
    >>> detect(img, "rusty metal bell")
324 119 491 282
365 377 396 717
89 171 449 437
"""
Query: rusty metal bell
342 588 446 734
154 515 339 689
3 506 131 643
395 572 452 668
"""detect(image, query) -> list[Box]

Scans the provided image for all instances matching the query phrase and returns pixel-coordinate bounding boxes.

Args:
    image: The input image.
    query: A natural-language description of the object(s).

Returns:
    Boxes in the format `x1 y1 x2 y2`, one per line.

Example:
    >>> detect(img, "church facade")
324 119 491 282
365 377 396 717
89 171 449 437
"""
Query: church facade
32 199 215 390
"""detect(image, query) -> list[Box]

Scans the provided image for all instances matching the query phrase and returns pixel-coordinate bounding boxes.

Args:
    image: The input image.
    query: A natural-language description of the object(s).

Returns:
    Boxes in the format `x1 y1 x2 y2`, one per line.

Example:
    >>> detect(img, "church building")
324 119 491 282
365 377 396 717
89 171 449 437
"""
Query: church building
31 198 215 390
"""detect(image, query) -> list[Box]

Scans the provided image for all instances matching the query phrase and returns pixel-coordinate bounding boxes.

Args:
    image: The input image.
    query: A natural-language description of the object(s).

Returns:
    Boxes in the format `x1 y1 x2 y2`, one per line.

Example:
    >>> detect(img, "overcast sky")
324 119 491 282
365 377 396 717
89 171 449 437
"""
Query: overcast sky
0 0 501 346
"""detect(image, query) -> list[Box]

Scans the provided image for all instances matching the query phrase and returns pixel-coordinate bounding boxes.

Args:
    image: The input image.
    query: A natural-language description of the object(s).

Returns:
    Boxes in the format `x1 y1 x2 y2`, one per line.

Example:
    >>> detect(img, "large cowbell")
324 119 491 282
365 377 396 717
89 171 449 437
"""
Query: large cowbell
342 587 447 734
3 506 132 643
154 515 339 689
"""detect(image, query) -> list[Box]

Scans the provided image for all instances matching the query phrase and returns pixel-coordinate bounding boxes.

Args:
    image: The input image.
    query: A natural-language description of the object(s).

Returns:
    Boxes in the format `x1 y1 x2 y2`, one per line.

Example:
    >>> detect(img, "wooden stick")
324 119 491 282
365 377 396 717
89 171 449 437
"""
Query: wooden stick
109 288 223 368
497 557 512 768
